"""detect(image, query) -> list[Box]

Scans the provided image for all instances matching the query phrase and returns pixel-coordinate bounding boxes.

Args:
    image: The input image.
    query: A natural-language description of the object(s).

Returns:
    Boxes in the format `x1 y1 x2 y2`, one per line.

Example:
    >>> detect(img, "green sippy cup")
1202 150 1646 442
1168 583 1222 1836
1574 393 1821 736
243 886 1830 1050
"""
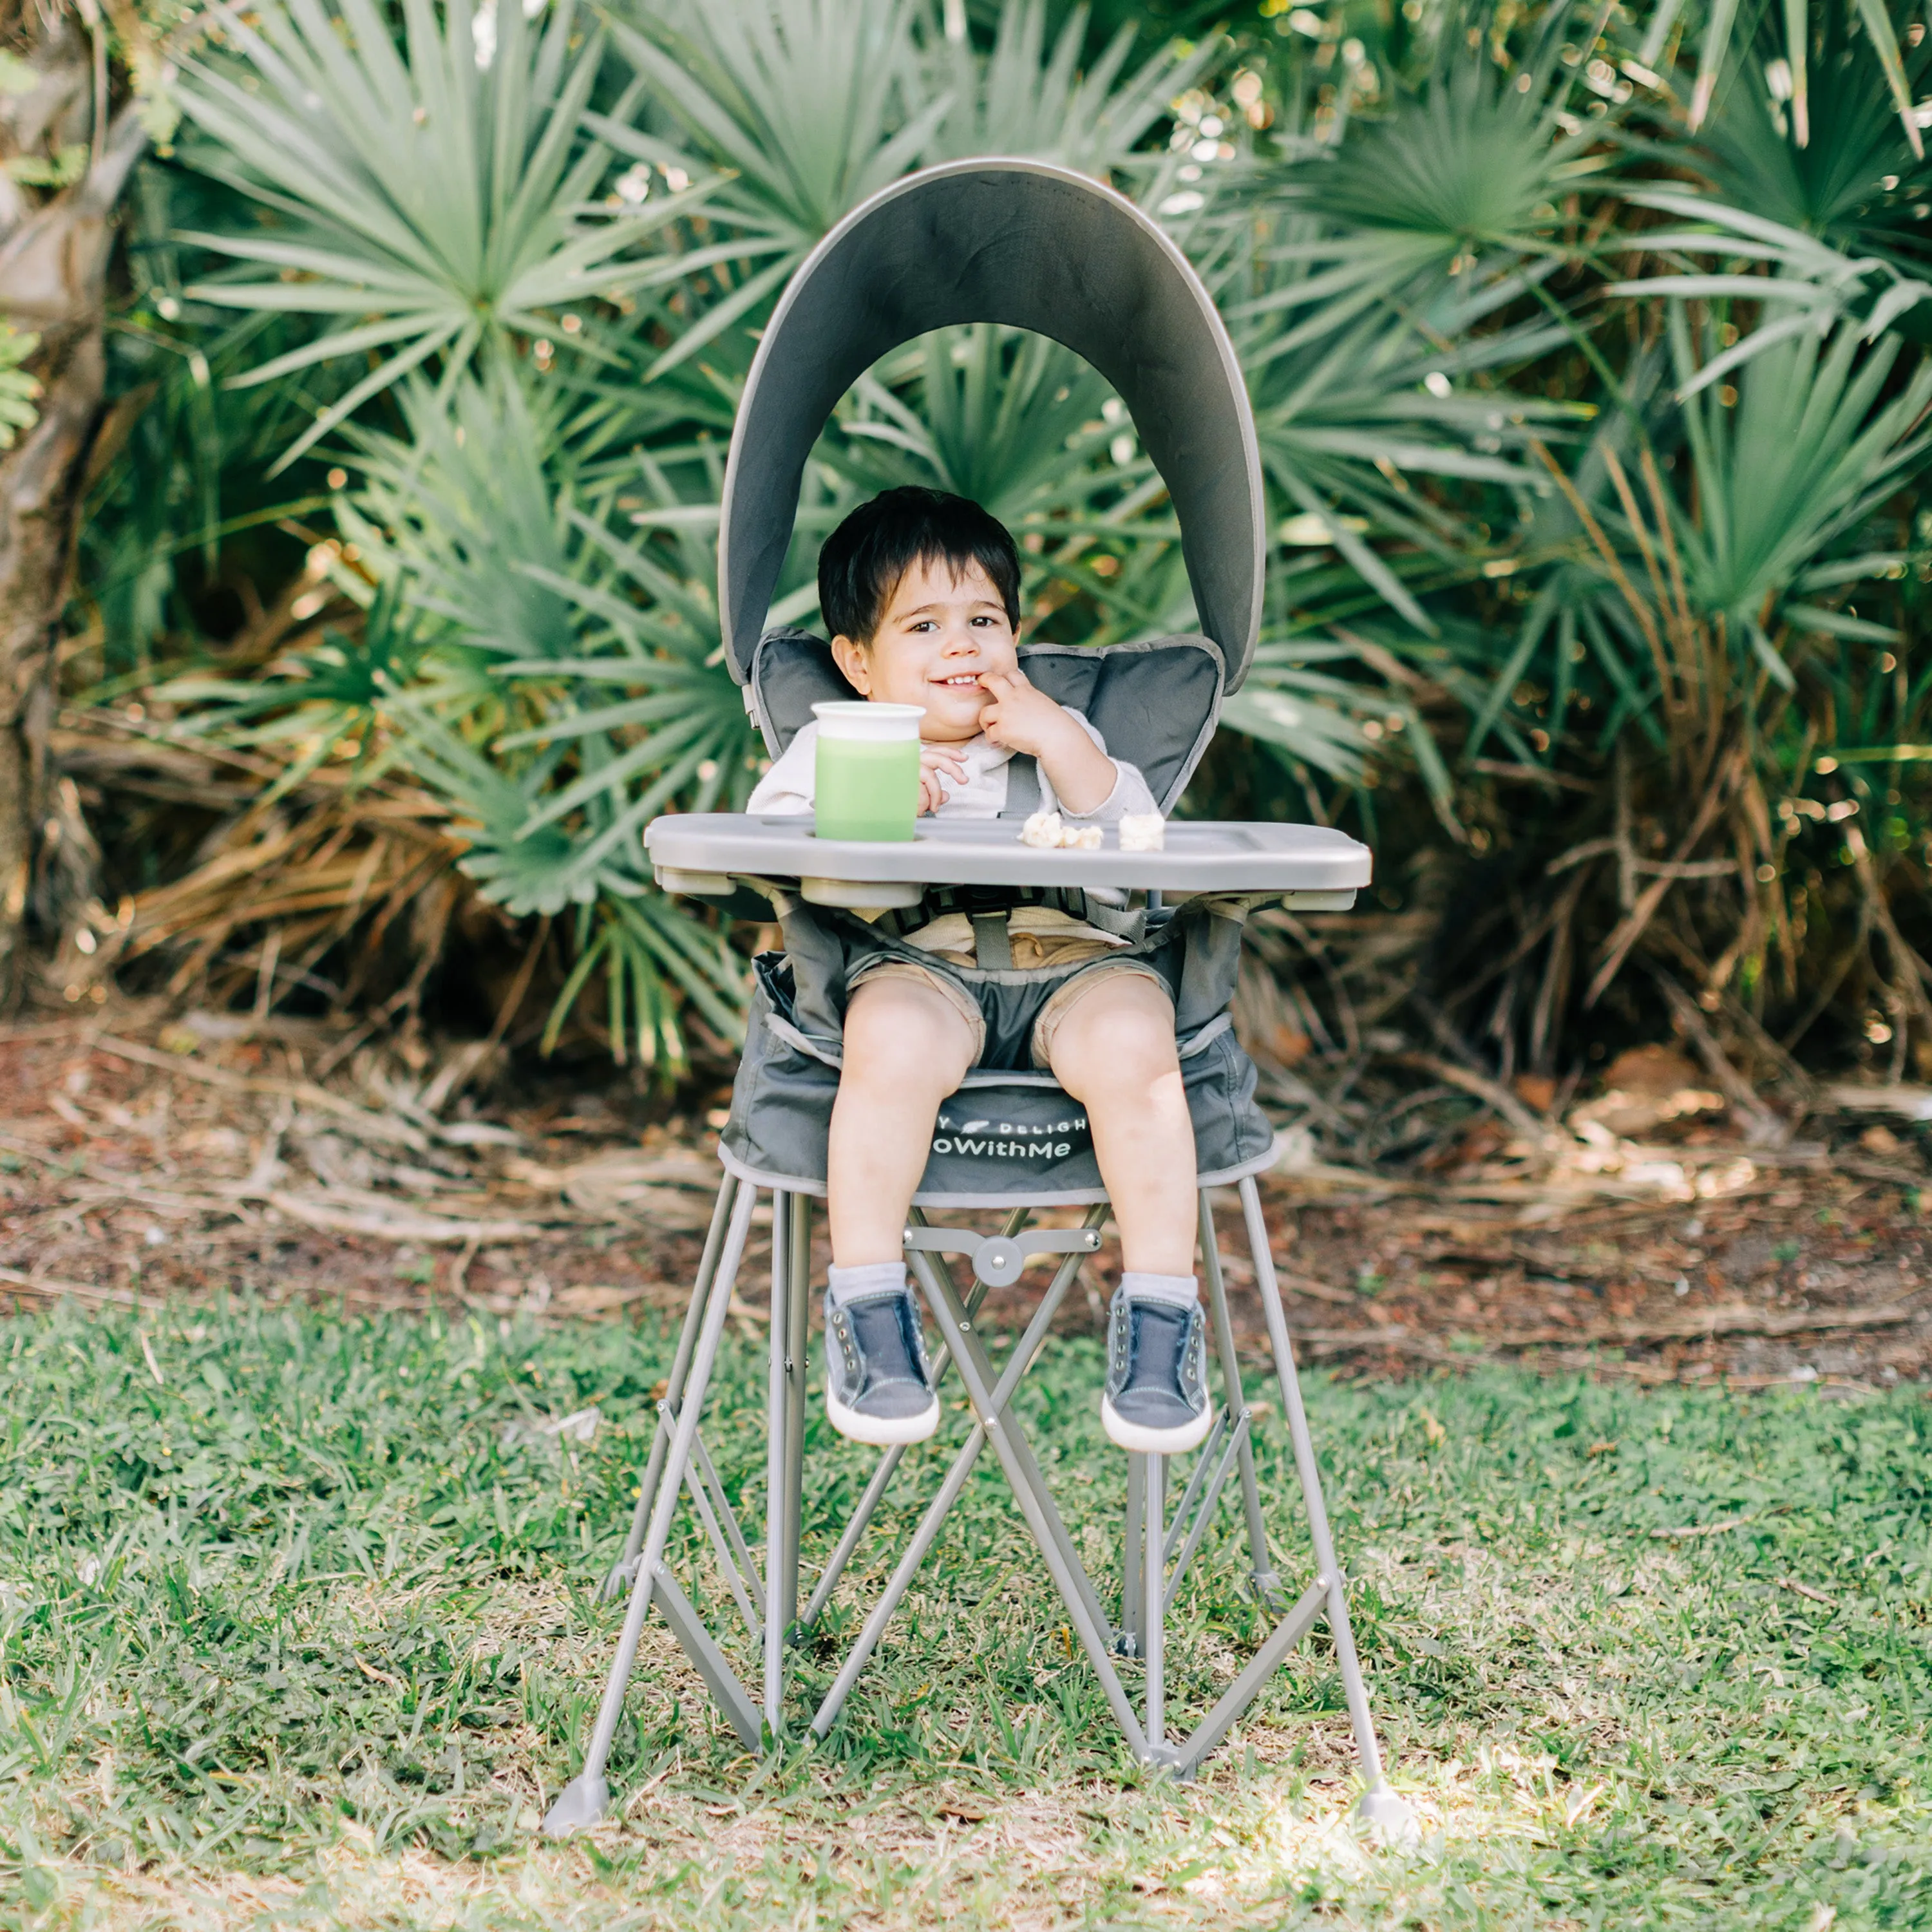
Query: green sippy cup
811 701 925 842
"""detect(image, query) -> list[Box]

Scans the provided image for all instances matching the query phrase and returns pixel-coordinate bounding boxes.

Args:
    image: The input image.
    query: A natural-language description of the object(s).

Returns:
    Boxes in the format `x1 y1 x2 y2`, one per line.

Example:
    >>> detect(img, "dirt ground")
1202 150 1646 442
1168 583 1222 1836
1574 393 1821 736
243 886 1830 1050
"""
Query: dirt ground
1 1007 1927 1391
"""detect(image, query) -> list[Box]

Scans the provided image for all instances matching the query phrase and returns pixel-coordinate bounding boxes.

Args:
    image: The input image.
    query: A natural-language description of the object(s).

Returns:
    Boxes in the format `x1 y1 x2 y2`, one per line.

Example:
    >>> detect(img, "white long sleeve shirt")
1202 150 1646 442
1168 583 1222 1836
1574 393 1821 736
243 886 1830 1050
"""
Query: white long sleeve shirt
746 708 1158 822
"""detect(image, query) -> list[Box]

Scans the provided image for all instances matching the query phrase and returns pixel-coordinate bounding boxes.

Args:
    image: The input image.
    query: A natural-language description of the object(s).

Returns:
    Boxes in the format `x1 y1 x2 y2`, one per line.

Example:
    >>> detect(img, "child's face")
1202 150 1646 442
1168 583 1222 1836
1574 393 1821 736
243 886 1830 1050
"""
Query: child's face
829 556 1019 744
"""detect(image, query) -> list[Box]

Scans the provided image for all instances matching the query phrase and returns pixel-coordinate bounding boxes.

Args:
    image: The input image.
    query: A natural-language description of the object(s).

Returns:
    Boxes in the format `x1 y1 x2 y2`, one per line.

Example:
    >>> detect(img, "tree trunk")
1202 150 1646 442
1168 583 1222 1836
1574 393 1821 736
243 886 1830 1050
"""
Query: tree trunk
0 4 144 1009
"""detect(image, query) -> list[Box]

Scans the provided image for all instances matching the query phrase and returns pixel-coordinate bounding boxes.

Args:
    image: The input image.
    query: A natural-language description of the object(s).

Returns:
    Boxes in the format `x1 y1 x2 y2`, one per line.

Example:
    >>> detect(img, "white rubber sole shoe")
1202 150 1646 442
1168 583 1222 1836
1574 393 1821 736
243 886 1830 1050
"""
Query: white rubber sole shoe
1101 1392 1215 1457
826 1382 940 1447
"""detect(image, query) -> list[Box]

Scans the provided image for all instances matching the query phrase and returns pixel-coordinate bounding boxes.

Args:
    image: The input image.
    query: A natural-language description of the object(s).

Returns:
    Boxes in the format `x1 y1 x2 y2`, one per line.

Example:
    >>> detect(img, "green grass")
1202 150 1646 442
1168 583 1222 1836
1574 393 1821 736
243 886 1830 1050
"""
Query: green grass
2 1299 1929 1929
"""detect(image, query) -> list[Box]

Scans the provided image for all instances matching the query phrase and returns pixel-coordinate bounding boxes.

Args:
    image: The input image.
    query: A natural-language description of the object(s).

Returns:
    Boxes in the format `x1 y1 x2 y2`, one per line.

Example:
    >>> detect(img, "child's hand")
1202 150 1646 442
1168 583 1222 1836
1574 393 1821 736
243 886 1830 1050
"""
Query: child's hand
918 743 968 816
979 667 1120 816
975 668 1082 762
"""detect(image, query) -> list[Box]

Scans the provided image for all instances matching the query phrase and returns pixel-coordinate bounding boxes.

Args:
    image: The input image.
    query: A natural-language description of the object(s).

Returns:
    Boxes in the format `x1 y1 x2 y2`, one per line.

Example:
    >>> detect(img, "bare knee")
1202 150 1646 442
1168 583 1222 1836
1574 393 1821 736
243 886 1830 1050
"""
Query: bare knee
840 980 976 1096
1048 978 1181 1103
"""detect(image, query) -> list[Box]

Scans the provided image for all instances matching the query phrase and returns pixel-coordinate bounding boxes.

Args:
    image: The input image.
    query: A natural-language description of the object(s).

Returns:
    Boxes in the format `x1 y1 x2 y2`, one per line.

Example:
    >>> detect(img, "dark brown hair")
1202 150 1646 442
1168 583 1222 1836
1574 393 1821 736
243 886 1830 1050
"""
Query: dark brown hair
817 486 1021 643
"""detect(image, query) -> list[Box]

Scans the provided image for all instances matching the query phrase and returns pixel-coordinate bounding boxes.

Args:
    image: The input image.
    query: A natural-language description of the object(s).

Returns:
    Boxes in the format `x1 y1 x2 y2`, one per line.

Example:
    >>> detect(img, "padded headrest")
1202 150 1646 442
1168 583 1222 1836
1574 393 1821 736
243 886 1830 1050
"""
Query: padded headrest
749 630 1224 815
719 158 1265 694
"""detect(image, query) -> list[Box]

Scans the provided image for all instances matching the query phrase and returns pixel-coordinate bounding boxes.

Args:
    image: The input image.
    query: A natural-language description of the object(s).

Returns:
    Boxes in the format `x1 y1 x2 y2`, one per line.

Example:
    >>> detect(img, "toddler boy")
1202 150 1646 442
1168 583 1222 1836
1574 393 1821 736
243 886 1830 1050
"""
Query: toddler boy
748 487 1211 1456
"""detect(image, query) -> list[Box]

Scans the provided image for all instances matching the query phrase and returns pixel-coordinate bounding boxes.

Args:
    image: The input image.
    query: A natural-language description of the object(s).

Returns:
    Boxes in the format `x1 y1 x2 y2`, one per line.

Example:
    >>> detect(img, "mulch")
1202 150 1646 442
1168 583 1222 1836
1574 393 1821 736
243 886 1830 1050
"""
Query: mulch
1 1009 1926 1392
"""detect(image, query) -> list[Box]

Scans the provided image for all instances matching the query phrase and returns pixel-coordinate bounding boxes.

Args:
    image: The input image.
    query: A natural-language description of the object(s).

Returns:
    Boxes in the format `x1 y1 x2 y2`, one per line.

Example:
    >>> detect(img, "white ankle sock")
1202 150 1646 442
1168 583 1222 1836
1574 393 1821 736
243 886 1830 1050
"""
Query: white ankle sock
826 1260 907 1308
1118 1271 1198 1307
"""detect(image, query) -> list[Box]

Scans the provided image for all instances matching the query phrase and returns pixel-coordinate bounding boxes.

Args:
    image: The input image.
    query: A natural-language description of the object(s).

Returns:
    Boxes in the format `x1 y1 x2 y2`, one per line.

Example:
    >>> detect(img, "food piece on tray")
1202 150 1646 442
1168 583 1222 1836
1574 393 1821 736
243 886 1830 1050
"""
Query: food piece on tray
1118 812 1165 852
1019 810 1105 851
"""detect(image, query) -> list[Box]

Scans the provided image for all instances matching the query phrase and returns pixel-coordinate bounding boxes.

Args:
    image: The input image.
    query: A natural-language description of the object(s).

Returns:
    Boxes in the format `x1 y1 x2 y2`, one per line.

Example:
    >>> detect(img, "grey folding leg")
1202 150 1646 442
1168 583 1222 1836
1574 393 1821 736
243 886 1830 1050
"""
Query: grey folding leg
1235 1176 1414 1839
549 1174 1410 1841
544 1177 761 1833
598 1177 741 1602
809 1216 1105 1737
764 1192 811 1726
901 1187 1409 1813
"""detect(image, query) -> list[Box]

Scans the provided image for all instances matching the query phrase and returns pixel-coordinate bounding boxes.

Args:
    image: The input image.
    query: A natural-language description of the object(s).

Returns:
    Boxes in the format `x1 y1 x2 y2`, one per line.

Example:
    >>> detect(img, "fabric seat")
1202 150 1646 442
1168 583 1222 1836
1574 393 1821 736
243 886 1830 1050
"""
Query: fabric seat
721 902 1279 1204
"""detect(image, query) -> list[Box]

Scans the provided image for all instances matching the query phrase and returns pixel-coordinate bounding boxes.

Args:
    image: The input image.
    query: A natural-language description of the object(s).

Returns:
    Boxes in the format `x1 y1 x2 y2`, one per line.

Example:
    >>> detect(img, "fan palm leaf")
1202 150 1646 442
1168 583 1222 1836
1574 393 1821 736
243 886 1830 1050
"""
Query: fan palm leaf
591 0 945 378
1668 314 1932 658
1649 0 1926 160
337 370 583 671
174 0 735 469
1687 6 1931 272
1262 21 1610 315
923 0 1213 170
1609 189 1932 392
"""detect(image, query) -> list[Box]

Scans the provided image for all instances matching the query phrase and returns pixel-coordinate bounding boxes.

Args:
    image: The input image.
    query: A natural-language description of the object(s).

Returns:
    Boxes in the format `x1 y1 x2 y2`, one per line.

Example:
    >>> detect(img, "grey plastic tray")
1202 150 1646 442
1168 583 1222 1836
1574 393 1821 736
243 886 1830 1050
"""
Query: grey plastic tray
645 813 1370 911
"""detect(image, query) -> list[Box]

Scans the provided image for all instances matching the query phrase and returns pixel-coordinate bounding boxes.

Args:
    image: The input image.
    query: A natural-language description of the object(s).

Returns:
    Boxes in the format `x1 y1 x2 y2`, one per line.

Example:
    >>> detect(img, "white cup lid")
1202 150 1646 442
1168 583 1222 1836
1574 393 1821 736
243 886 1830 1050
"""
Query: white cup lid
812 700 925 741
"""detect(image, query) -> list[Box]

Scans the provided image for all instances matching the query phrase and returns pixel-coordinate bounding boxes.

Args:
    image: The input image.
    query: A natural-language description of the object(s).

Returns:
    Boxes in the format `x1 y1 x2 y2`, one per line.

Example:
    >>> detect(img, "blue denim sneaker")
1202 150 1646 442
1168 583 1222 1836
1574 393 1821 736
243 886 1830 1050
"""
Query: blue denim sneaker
1101 1287 1211 1454
824 1284 940 1446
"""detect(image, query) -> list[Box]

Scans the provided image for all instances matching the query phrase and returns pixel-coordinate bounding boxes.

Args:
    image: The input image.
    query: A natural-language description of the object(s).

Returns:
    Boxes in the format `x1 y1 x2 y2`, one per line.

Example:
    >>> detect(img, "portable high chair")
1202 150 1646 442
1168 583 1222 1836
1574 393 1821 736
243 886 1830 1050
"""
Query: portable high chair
544 158 1412 1840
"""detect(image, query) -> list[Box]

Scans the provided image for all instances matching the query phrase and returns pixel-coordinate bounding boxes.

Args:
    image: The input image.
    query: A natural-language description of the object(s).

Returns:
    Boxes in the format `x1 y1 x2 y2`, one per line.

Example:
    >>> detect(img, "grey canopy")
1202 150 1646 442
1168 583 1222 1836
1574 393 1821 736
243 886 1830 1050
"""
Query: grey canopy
717 157 1266 705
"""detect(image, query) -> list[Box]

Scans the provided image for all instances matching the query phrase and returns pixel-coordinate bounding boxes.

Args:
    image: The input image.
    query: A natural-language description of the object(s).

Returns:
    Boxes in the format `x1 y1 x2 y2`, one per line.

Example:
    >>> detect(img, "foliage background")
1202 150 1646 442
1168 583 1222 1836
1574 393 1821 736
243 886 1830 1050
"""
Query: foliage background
22 0 1932 1124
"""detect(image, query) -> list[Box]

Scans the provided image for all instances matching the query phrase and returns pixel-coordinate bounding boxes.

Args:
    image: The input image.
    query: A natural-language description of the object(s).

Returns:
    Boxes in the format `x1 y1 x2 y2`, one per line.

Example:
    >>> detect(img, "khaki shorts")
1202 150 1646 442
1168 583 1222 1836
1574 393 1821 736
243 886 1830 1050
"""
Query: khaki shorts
847 956 1173 1072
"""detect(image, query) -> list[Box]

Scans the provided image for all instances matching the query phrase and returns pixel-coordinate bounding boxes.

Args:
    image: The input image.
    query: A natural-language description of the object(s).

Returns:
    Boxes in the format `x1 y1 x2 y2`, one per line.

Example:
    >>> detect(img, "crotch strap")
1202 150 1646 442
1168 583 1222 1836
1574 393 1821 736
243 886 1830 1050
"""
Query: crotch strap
970 913 1014 971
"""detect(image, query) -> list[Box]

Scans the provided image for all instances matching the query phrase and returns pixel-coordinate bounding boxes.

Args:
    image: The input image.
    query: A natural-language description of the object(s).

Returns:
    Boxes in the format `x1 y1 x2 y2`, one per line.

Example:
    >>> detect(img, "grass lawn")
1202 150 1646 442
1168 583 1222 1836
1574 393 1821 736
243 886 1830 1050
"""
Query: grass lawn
1 1295 1929 1929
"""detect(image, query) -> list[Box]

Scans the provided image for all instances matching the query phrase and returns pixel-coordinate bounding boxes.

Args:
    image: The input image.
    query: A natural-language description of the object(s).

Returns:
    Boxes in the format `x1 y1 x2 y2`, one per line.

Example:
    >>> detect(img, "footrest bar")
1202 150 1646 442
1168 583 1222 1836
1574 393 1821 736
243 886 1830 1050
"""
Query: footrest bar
904 1223 1101 1289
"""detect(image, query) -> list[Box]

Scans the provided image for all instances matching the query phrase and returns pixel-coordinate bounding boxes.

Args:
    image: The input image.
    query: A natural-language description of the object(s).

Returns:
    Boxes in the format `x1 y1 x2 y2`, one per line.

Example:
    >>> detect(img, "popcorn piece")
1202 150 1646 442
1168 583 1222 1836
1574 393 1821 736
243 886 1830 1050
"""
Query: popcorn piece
1118 812 1166 852
1020 811 1111 851
1019 810 1106 851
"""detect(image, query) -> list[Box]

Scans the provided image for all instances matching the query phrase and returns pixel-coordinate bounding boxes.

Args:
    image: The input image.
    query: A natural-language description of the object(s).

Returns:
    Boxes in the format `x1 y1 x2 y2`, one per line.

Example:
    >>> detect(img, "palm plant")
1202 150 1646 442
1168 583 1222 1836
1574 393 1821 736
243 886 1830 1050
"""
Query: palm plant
823 325 1197 636
591 0 1211 381
1455 317 1931 1032
589 0 945 381
923 0 1214 169
1606 17 1932 383
1644 0 1927 162
57 0 1932 1098
1686 6 1932 289
208 373 755 1066
173 0 733 469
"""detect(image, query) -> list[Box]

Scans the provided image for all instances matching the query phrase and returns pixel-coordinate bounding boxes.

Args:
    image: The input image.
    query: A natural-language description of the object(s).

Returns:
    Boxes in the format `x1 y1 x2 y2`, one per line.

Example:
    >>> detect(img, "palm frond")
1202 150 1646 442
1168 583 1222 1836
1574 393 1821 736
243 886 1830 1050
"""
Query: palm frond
175 0 735 468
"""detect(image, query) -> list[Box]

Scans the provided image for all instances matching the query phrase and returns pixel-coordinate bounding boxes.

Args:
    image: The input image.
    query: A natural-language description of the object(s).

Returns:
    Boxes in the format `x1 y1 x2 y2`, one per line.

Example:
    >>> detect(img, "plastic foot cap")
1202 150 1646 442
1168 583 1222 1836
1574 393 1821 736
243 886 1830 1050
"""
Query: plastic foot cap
1356 1785 1421 1851
542 1774 610 1837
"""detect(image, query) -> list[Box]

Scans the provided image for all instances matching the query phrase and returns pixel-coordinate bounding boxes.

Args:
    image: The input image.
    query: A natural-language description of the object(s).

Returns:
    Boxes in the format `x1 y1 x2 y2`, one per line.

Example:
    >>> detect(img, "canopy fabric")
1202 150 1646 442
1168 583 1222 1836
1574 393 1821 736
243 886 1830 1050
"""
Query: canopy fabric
717 157 1265 694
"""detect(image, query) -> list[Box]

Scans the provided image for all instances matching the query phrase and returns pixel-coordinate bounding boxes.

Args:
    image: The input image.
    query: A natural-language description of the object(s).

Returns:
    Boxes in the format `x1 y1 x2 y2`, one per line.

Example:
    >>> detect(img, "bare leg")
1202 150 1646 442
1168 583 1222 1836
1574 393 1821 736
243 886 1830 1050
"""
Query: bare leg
1046 974 1197 1276
827 977 978 1267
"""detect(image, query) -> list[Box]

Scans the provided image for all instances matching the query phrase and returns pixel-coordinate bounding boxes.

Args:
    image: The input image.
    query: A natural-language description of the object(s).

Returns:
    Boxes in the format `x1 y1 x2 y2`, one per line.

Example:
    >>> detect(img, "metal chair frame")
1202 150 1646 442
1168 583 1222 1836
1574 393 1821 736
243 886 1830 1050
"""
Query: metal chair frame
542 1168 1412 1837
